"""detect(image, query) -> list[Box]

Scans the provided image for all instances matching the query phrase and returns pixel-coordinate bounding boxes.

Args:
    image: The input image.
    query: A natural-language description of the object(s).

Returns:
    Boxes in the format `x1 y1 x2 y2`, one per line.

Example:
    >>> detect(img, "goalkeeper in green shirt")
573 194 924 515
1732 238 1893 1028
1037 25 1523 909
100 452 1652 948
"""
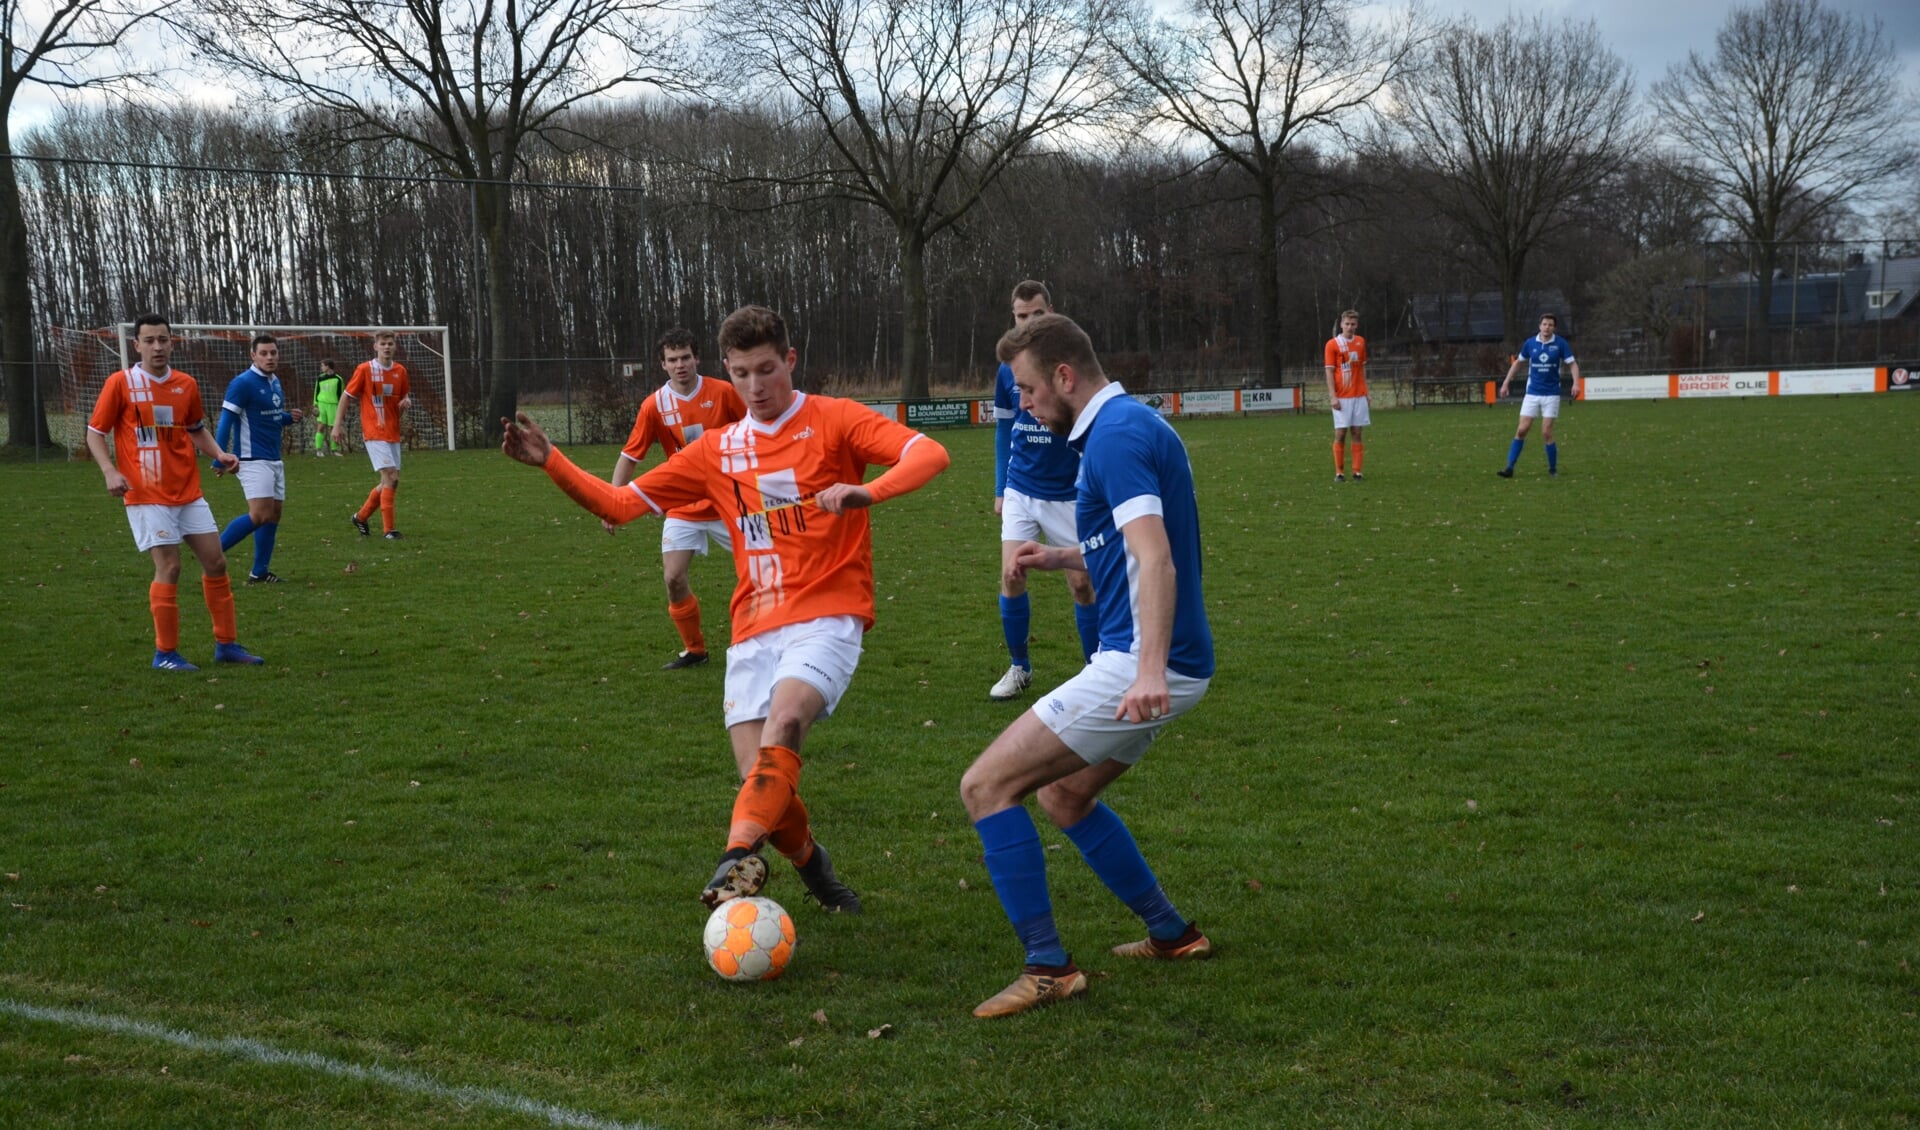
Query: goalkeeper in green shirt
312 360 346 455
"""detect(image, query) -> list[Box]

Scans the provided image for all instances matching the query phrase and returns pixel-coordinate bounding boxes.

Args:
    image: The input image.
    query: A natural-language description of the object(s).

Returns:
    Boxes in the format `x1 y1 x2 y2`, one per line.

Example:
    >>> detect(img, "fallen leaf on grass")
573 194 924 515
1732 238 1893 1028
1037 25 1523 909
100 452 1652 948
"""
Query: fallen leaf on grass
129 759 142 769
788 1037 804 1048
1246 879 1263 891
813 1010 828 1025
867 1024 893 1039
1691 911 1706 923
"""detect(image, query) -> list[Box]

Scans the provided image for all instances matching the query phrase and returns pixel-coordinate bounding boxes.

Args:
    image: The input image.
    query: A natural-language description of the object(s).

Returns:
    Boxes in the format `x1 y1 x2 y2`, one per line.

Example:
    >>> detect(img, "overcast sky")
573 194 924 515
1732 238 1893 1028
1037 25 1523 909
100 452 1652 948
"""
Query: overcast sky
1434 0 1920 82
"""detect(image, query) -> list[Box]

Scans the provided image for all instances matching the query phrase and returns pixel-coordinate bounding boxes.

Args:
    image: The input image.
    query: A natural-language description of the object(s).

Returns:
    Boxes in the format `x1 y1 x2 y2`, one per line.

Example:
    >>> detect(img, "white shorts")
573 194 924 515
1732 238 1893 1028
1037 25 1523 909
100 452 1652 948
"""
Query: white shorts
723 614 865 729
234 459 286 501
1033 650 1211 766
1000 487 1078 546
1331 396 1371 429
365 440 403 472
662 517 733 556
1519 395 1561 419
125 498 219 552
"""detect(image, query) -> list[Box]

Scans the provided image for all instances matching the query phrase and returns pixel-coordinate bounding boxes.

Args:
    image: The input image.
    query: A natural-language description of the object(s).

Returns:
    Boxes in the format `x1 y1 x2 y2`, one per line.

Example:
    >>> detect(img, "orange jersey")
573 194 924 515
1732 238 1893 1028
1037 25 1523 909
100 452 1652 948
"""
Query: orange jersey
1324 334 1368 398
546 393 945 643
620 376 748 523
345 360 411 442
88 365 210 506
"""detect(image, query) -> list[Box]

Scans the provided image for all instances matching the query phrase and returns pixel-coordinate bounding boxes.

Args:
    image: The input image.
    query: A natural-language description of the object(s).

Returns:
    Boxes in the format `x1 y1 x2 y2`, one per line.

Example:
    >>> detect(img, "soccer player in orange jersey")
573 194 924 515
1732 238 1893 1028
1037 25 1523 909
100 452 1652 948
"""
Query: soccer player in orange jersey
332 330 413 539
1324 309 1370 482
502 305 951 913
86 313 264 670
608 328 749 669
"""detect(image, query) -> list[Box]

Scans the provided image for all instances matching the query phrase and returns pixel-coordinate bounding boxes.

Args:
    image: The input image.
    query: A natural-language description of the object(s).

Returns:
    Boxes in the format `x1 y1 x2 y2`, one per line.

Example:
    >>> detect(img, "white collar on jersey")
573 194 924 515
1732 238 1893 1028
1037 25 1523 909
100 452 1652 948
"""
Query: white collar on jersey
1069 381 1128 443
660 377 705 403
132 363 172 383
746 390 807 434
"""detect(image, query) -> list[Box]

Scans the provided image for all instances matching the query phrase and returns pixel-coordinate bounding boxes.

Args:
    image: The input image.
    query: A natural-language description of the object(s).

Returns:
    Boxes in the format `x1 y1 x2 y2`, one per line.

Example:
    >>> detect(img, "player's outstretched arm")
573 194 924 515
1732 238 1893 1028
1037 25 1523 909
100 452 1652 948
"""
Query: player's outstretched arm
504 413 654 526
827 434 950 513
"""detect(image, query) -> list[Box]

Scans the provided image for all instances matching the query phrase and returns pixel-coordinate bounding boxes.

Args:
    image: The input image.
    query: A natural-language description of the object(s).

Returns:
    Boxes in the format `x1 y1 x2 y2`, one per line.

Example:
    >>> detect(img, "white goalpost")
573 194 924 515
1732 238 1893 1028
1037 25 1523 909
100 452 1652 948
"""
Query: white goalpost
50 323 458 454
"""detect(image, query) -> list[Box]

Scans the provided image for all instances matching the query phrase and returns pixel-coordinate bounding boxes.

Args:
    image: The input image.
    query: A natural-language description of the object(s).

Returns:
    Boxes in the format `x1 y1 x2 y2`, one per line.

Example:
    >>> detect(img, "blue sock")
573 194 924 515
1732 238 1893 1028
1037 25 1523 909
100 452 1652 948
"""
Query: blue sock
999 593 1031 670
1545 443 1558 473
1062 802 1187 941
251 522 278 577
220 514 257 552
976 806 1066 967
1506 438 1524 469
1073 602 1099 662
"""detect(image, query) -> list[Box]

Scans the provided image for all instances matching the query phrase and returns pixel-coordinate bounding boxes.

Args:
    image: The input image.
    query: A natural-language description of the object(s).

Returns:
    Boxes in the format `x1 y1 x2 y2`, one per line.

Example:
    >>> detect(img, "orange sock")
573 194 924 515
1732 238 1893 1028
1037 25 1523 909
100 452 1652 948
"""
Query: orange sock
203 574 237 644
668 595 707 655
357 486 380 522
1332 440 1346 474
728 745 801 852
149 582 179 651
379 486 397 534
1353 442 1365 473
766 793 814 865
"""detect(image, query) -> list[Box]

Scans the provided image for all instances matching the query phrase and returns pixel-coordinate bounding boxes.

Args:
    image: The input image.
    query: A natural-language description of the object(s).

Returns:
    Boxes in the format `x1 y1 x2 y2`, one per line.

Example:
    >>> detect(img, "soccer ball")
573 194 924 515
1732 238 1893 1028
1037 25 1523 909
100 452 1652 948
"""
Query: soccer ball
702 896 796 982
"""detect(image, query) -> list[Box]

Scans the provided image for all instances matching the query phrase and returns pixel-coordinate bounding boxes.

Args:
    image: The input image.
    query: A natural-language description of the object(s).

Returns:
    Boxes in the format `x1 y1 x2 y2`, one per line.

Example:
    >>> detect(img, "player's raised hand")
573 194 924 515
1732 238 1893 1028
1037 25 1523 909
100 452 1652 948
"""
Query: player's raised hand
816 483 872 514
501 413 553 466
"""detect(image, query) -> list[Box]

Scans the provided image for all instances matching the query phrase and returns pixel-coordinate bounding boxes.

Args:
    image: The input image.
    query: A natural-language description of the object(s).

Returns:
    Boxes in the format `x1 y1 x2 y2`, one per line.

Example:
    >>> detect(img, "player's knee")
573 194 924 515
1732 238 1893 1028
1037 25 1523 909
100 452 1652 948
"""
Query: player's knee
959 762 1010 819
664 575 693 602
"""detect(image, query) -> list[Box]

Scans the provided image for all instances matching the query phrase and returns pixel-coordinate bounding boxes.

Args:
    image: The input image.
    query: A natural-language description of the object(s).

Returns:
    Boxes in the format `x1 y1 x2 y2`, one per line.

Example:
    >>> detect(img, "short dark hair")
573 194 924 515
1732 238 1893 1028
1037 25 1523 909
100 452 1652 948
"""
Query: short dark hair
251 334 277 351
133 313 170 335
996 312 1102 379
717 305 790 357
1539 312 1559 324
1011 279 1052 306
321 358 336 369
657 327 699 360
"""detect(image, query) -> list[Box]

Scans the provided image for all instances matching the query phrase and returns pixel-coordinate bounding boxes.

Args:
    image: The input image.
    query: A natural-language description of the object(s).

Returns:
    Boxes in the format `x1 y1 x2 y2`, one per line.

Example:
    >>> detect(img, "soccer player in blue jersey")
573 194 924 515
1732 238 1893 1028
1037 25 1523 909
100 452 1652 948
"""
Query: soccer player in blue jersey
216 335 304 583
989 280 1098 700
961 312 1216 1018
1497 313 1581 478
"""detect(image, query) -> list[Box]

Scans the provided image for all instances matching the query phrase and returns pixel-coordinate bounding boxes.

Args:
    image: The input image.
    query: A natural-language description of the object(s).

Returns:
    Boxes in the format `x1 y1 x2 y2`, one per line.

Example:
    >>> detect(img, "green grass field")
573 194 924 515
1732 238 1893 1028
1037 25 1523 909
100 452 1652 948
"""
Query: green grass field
2 397 1916 1128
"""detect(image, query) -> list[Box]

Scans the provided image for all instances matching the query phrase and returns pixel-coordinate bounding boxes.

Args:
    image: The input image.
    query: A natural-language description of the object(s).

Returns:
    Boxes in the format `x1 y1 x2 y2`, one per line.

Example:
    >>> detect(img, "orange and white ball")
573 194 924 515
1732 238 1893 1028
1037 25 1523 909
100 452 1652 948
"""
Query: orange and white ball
702 896 796 981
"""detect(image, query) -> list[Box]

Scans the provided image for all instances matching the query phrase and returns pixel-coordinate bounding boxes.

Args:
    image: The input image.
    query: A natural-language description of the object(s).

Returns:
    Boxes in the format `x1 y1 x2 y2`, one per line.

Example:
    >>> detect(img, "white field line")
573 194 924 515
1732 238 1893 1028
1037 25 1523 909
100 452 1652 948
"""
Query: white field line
0 999 662 1130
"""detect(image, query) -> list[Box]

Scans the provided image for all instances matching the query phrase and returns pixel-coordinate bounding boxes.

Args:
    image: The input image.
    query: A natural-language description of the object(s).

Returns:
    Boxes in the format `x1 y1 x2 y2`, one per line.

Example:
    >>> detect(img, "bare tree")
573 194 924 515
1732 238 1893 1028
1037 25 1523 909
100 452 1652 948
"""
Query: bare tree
1649 0 1915 328
1390 13 1637 349
708 0 1118 399
2 0 174 449
1111 0 1420 386
191 0 681 437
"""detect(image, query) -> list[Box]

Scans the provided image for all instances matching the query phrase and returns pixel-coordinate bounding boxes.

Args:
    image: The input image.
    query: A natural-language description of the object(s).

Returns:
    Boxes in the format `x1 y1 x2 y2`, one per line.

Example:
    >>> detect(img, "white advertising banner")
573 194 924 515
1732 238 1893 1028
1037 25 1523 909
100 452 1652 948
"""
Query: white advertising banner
1181 390 1238 415
1239 387 1297 412
1677 371 1769 398
1777 367 1876 396
1132 392 1179 416
864 401 902 421
1582 374 1671 401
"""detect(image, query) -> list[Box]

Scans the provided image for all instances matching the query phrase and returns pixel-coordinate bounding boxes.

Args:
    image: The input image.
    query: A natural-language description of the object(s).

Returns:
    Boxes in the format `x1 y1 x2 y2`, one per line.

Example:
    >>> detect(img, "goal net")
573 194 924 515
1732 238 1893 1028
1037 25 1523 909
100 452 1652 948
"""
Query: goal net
49 324 456 455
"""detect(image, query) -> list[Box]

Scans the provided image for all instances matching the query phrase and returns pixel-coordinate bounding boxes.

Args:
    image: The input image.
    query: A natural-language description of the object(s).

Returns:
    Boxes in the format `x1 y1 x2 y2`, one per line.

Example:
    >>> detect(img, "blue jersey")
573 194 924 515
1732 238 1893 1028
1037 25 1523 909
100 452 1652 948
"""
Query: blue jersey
218 367 296 461
1520 335 1576 397
1069 385 1214 679
994 361 1079 502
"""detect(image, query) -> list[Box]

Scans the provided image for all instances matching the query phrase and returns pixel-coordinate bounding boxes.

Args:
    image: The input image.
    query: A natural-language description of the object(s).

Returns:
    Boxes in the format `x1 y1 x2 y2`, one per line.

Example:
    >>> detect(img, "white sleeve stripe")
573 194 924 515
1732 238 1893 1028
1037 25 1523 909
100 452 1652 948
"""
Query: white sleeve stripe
1113 494 1163 528
221 400 242 413
900 433 925 459
631 485 665 516
87 425 109 436
993 407 1016 419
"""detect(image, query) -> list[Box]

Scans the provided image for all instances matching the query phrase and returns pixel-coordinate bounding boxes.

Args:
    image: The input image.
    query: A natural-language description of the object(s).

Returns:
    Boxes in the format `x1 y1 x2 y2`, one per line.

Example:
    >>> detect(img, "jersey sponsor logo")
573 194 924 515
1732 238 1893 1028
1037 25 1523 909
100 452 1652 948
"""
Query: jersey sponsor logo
794 427 814 440
1080 531 1107 555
